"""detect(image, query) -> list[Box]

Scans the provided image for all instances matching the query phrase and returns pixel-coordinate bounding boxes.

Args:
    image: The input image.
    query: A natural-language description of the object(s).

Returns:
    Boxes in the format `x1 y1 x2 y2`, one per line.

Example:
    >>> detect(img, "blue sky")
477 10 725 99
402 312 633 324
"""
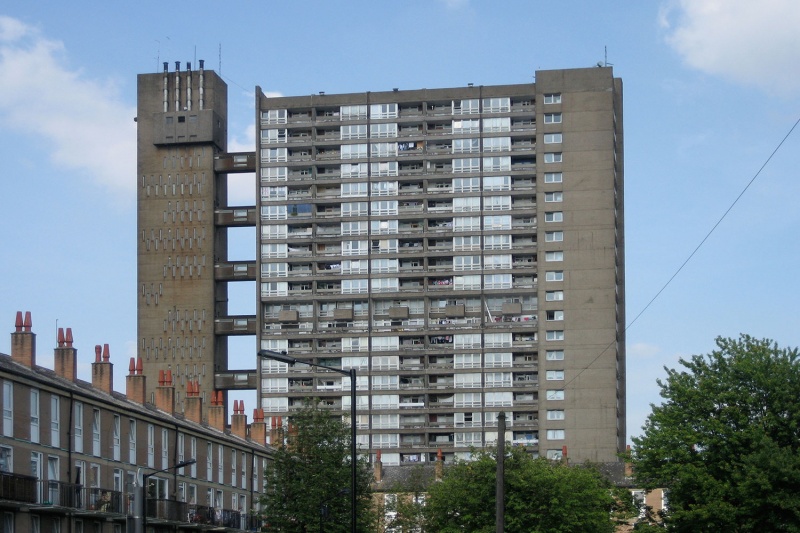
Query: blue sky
1 0 798 443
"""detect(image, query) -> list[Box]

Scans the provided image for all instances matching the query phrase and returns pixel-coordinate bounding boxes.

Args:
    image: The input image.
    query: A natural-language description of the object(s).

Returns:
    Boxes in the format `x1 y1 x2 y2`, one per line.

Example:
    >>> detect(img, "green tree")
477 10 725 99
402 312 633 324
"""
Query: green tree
258 402 376 532
424 447 624 533
631 335 800 532
383 465 431 532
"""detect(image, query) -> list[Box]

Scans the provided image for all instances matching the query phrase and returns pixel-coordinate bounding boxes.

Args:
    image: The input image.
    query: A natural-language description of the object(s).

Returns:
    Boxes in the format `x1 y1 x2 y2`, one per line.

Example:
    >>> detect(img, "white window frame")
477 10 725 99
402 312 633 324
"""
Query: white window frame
545 251 564 262
544 172 563 183
543 93 562 104
543 133 562 144
544 113 562 124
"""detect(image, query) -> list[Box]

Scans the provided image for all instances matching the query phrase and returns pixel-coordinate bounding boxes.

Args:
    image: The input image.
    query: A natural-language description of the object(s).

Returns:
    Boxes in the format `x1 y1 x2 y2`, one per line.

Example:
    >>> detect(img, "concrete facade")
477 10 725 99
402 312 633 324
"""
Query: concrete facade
137 65 624 464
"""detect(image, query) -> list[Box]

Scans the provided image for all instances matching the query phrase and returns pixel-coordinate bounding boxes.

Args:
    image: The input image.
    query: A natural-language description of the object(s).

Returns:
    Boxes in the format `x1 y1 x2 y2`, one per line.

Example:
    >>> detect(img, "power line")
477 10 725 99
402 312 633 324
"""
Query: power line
563 114 800 391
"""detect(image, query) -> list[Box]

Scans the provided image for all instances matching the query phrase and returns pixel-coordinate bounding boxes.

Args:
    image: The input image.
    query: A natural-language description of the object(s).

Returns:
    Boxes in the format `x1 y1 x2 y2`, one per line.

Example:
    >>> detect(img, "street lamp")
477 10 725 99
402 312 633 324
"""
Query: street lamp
258 349 357 533
137 459 197 533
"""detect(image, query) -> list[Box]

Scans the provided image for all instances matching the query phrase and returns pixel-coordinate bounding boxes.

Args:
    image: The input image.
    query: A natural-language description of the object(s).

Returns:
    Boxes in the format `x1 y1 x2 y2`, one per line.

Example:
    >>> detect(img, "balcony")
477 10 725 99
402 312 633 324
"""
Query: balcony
0 472 37 504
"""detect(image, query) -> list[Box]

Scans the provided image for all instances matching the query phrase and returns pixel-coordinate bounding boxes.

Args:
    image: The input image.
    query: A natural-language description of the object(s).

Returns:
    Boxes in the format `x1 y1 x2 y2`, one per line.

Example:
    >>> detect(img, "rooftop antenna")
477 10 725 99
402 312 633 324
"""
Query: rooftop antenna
598 45 613 68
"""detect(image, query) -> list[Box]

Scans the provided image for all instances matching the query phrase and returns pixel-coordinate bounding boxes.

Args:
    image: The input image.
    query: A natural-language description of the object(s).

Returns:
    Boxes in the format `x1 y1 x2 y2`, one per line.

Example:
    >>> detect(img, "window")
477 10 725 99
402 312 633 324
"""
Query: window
371 238 398 253
2 382 11 437
371 200 398 216
546 330 565 341
262 224 287 239
546 310 564 321
340 105 367 120
547 410 565 420
341 144 367 159
50 397 60 448
483 215 511 230
545 291 564 301
545 211 563 223
454 235 481 251
342 240 368 256
371 375 399 390
341 202 368 217
454 98 479 114
482 97 510 113
483 137 511 152
485 392 513 407
484 254 511 269
544 113 562 124
544 172 563 183
30 390 39 444
545 251 564 262
147 425 155 467
174 429 186 470
545 271 564 283
128 420 136 463
483 156 511 171
543 93 562 104
452 138 480 154
453 216 480 232
371 181 398 196
546 350 565 361
484 234 511 250
482 117 511 132
261 147 287 162
370 103 398 119
342 279 368 294
452 119 480 134
454 255 481 271
241 452 247 489
190 438 197 478
341 221 367 236
453 197 480 212
544 152 563 163
484 196 511 211
546 390 565 400
453 176 480 192
261 128 286 143
262 109 287 124
546 429 565 440
341 182 368 197
371 142 397 157
74 402 84 453
483 175 511 191
370 161 398 176
161 429 169 469
218 445 224 483
544 133 562 144
370 123 397 138
260 186 287 201
453 157 480 173
206 442 213 480
260 205 287 220
231 450 237 486
544 192 563 202
261 281 288 297
371 258 398 273
261 262 288 278
484 274 512 289
545 231 564 242
92 410 101 456
454 392 482 408
261 166 287 182
0 446 11 472
341 162 368 178
546 370 565 380
454 275 481 290
340 124 367 140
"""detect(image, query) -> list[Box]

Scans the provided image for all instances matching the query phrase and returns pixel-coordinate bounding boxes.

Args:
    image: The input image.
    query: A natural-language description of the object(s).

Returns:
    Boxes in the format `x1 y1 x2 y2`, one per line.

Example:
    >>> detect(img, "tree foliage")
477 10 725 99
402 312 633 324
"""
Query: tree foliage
423 447 627 533
631 335 800 532
258 402 376 532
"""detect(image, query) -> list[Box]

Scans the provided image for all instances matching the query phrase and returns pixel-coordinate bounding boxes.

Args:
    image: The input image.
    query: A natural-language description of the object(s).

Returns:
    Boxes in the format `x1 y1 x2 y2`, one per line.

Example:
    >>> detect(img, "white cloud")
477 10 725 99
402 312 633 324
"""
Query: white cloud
661 0 800 95
0 16 135 197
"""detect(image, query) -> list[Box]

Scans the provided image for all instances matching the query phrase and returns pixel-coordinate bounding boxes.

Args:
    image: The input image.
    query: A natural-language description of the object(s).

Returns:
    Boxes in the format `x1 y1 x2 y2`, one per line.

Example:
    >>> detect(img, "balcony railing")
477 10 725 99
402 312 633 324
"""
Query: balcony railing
0 472 37 503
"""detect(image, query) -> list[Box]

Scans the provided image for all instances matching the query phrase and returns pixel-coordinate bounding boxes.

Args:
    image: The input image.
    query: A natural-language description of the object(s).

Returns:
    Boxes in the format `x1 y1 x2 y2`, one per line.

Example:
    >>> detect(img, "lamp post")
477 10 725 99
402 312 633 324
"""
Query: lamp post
137 459 197 533
258 349 357 533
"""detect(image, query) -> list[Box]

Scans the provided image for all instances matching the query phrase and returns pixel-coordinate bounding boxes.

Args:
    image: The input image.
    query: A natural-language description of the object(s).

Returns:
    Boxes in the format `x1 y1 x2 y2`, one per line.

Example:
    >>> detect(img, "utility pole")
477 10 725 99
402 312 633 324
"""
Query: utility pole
496 412 506 533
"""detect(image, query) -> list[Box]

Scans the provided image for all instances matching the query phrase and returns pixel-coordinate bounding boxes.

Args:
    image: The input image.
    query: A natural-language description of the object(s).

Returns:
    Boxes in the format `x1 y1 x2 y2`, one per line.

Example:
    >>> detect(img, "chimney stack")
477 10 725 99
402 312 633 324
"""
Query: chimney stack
126 357 147 404
269 417 283 447
208 391 226 432
184 381 203 425
11 311 36 368
155 370 176 415
250 409 267 446
561 445 569 465
91 344 114 394
54 327 78 381
231 400 248 439
435 448 445 480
